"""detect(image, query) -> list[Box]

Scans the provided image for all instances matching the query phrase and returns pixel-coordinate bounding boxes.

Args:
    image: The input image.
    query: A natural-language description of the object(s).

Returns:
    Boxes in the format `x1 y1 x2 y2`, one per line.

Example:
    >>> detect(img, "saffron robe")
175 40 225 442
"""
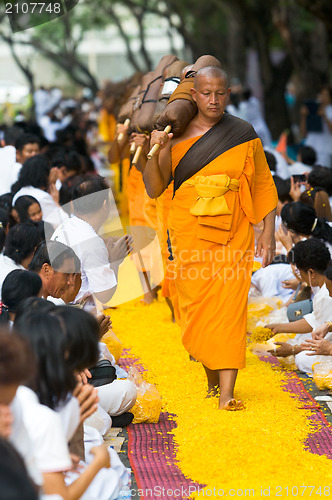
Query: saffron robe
169 131 277 370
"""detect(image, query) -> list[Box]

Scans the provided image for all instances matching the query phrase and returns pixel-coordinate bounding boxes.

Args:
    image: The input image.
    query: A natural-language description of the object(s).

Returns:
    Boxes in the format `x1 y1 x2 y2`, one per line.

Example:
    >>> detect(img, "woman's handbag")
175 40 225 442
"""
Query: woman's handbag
89 359 117 387
287 284 313 322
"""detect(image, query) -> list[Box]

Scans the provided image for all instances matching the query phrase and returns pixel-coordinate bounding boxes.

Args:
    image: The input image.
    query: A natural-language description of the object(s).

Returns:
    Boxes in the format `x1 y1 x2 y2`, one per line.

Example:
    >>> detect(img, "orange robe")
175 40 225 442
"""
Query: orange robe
127 165 146 227
156 184 180 323
169 137 277 370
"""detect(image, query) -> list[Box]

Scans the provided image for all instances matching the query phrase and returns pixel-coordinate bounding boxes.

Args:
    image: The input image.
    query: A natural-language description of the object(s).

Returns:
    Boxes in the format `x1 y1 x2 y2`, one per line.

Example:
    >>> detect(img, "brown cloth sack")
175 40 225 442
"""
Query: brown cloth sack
152 60 189 127
118 84 142 124
156 55 222 137
130 71 155 133
135 55 179 134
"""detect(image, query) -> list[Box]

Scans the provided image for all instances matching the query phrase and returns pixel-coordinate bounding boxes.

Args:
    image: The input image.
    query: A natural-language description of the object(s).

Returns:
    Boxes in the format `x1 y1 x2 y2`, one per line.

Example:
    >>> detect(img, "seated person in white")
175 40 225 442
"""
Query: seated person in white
14 308 130 500
307 166 332 211
281 201 332 258
0 222 42 299
0 329 42 489
0 270 42 328
0 131 40 196
266 238 332 374
14 195 43 223
55 306 137 420
251 262 295 304
51 149 82 191
28 240 81 302
12 155 68 228
51 176 132 308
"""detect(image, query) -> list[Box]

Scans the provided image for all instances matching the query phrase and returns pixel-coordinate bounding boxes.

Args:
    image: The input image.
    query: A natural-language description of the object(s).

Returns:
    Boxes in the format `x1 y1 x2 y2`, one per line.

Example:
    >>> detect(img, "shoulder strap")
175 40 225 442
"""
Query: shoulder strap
173 113 258 195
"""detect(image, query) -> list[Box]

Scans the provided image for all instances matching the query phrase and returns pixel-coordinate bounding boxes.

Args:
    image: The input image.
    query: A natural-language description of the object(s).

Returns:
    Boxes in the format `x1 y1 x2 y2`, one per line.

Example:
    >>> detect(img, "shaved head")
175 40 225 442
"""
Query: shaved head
194 67 230 89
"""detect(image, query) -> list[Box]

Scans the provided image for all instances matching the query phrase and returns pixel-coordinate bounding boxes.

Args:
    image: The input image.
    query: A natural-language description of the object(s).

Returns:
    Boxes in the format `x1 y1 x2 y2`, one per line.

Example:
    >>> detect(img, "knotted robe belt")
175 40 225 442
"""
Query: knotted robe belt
183 174 240 245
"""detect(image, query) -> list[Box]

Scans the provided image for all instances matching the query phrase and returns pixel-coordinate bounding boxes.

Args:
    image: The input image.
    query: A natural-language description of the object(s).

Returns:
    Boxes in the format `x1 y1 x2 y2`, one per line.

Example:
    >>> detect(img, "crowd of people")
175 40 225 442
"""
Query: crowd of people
0 52 332 498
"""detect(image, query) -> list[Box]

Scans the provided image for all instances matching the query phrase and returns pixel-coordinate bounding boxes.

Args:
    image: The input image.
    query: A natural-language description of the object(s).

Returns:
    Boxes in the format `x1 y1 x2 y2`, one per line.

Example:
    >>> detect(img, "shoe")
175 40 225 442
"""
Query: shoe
111 412 134 427
223 399 245 411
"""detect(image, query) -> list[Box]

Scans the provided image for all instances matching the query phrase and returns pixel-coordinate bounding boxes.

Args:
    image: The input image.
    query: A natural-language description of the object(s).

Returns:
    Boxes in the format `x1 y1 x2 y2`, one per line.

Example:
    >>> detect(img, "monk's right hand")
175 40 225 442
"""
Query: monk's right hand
150 129 173 153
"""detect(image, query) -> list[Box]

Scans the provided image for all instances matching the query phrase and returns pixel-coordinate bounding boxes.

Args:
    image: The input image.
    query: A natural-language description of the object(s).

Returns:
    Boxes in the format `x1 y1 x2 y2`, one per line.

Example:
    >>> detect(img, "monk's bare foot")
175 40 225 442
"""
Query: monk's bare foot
206 386 219 398
219 398 245 411
141 289 158 305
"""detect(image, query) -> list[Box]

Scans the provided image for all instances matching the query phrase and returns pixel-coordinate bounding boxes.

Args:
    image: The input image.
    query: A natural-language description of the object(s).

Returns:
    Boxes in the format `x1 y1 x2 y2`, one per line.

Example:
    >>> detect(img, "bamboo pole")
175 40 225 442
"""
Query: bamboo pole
117 118 130 142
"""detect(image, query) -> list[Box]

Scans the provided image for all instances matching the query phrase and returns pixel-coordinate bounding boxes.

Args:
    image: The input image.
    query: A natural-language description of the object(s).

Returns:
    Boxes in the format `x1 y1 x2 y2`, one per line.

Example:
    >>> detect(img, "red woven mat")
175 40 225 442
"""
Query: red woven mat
261 354 332 458
119 350 203 499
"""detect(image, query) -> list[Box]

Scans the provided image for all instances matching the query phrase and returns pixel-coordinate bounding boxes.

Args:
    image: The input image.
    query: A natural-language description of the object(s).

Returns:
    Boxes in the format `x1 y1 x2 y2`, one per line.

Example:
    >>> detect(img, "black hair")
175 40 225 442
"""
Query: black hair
264 150 277 173
288 238 331 273
14 133 40 153
0 438 38 500
14 195 41 223
4 222 42 265
51 149 82 175
3 126 24 146
273 176 291 203
59 175 84 207
0 270 42 324
72 175 110 214
14 312 75 409
14 297 56 323
281 201 332 242
0 208 9 252
29 240 80 273
14 307 99 409
0 193 14 212
53 306 100 374
11 155 51 194
298 145 316 166
308 166 332 196
325 265 332 282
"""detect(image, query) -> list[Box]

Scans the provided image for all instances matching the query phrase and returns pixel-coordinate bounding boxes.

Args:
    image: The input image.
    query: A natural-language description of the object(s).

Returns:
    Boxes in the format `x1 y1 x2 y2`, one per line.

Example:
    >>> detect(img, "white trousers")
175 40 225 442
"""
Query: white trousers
97 380 137 416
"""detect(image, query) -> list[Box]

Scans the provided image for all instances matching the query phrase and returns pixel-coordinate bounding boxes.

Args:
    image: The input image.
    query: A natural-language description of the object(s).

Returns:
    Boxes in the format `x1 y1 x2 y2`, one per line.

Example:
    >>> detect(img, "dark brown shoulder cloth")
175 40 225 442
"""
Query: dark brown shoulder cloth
173 113 258 195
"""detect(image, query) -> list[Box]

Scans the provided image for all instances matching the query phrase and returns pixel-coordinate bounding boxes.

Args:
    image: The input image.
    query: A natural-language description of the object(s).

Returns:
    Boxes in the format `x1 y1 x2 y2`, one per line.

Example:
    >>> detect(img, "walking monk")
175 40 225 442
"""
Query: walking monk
144 66 278 410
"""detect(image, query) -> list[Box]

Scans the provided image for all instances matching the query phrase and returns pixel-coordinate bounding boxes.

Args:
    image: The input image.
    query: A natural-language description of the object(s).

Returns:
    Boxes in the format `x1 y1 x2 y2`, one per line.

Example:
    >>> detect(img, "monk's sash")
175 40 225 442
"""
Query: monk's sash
183 174 240 245
173 113 257 195
184 174 239 216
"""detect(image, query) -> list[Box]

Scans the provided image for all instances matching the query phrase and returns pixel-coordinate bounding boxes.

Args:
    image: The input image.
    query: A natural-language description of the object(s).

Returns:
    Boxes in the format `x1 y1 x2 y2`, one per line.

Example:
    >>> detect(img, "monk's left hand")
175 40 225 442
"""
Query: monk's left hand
255 230 275 268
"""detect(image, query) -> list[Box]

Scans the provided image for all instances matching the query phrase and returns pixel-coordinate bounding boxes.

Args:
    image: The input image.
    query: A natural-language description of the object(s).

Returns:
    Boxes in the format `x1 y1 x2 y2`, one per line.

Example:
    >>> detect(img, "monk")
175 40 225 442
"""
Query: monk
143 66 278 410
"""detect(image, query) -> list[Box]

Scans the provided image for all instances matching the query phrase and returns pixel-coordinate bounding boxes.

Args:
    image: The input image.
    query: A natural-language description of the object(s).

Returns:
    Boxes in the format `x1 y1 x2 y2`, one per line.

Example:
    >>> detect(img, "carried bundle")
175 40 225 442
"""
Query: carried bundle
117 83 142 126
130 71 155 133
152 59 189 128
156 54 222 137
132 54 179 134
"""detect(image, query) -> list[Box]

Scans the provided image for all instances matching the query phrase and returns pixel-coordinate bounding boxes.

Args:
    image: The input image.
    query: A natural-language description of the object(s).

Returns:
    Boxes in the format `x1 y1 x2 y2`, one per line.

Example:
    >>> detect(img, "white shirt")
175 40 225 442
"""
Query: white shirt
10 393 43 487
288 161 313 175
304 283 332 330
56 396 81 442
12 186 68 228
51 215 117 303
0 146 21 195
15 386 72 473
0 254 24 299
251 263 295 303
